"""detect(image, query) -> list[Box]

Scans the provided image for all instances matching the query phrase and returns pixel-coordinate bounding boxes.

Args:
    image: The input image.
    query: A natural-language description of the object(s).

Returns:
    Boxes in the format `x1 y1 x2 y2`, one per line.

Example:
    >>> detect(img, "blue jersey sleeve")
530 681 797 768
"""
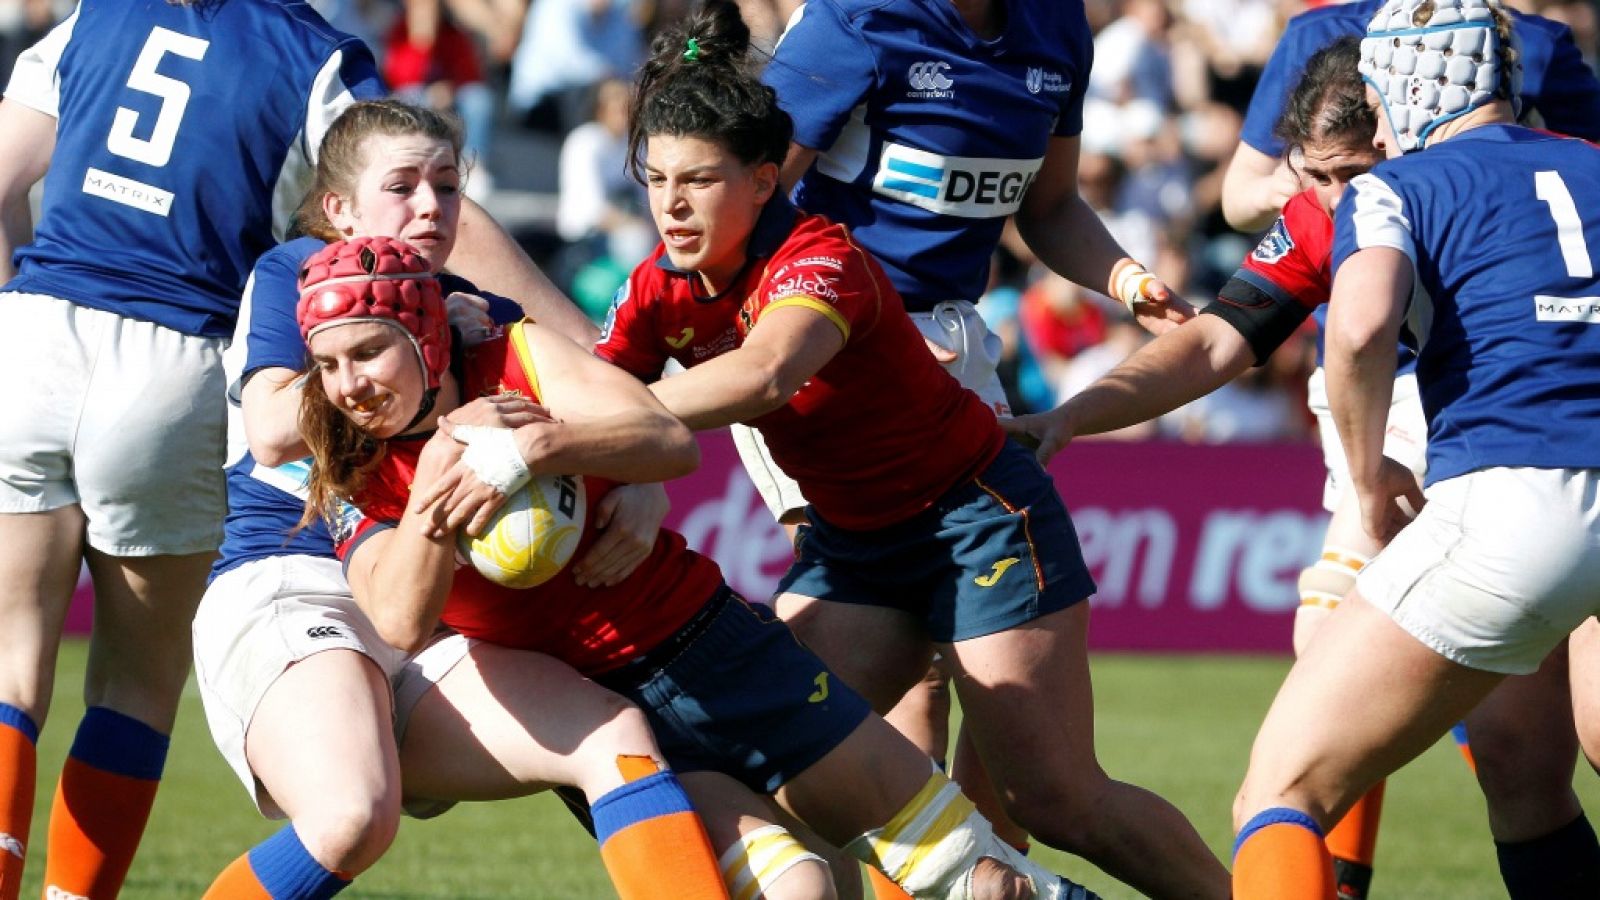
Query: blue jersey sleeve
438 271 526 326
765 0 878 152
243 240 320 378
1239 3 1374 157
1052 7 1093 138
1520 18 1600 141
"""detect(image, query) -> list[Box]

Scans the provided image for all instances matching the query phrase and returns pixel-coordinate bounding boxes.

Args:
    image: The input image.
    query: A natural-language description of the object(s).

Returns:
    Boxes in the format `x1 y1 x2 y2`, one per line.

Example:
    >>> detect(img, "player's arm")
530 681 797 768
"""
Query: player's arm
649 304 845 430
1003 315 1254 462
241 368 311 465
1326 247 1416 542
1016 135 1193 333
1221 143 1303 232
344 443 463 654
779 143 819 193
509 321 699 481
0 99 54 282
450 199 600 345
1068 315 1255 434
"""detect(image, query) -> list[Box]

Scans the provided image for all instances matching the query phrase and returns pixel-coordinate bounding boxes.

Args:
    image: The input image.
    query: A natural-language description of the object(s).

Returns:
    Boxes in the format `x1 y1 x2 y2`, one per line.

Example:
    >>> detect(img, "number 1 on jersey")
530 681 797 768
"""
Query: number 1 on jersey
107 27 209 168
1535 171 1595 279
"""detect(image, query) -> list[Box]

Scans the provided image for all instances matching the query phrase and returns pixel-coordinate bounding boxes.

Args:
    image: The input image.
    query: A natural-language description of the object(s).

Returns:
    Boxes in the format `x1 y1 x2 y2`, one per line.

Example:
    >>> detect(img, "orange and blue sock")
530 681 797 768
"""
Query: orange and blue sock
1451 722 1476 771
0 704 38 900
42 707 168 900
1326 780 1385 900
202 824 350 900
592 769 729 899
1234 807 1335 900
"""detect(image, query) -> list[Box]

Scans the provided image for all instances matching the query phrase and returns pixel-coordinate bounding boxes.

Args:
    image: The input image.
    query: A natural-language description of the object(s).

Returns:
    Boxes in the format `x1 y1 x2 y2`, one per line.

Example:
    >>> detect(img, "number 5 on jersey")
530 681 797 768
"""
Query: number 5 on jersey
109 27 209 168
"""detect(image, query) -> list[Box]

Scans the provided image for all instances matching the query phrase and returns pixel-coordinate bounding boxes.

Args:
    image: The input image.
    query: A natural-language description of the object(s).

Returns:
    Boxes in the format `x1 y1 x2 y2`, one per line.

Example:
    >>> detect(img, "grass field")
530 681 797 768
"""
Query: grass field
19 640 1597 898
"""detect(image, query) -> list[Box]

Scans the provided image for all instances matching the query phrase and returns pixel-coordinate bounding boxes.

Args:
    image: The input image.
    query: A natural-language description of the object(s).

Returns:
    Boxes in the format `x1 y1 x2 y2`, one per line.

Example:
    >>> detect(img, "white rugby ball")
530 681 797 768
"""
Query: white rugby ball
458 473 586 588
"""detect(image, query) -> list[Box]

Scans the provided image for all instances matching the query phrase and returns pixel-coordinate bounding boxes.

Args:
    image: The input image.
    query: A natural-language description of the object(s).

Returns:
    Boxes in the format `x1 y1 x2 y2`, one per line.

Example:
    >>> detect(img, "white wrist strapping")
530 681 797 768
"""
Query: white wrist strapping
451 424 531 496
1109 258 1156 314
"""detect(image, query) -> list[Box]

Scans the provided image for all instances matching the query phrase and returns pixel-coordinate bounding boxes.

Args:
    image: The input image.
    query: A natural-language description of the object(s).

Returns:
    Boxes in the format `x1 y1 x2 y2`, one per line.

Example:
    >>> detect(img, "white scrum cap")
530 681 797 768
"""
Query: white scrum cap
1359 0 1522 152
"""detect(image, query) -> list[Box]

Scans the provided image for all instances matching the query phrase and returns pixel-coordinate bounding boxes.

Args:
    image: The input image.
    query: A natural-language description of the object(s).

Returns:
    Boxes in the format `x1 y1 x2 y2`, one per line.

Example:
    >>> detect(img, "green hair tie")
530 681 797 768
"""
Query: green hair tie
683 37 701 62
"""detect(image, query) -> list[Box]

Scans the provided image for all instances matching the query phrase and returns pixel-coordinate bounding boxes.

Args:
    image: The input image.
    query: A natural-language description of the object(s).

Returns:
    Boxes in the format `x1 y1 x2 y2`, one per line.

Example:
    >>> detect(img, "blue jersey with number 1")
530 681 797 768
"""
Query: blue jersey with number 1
2 0 383 338
764 0 1091 312
1333 126 1600 484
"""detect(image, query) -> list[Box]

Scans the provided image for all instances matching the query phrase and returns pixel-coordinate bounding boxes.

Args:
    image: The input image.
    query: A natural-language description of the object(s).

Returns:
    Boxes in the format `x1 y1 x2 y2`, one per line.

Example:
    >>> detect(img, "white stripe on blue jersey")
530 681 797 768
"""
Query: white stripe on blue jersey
765 0 1092 310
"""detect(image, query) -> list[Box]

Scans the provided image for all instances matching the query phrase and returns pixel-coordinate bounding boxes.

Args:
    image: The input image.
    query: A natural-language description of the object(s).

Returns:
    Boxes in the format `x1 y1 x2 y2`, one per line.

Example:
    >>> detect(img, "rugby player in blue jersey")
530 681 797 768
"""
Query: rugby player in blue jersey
1231 2 1600 896
0 3 587 897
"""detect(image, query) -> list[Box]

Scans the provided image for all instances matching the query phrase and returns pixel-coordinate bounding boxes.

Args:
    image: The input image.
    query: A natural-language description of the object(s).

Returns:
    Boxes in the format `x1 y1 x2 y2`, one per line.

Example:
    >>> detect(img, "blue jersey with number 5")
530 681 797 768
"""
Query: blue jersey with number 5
1333 125 1600 483
2 0 383 338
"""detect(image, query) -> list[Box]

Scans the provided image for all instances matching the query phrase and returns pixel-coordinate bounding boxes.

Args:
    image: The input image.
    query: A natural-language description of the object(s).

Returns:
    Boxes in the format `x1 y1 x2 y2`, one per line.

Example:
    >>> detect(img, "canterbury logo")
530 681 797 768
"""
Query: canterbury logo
807 672 830 703
974 558 1020 587
666 327 695 349
305 626 343 639
907 61 953 92
0 832 21 859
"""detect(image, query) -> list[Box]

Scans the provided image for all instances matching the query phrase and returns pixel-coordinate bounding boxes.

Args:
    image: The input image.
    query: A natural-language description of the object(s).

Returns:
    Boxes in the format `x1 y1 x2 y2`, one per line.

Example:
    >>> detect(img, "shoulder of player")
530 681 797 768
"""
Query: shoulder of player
1506 6 1571 47
252 236 327 284
1280 0 1376 44
764 215 867 281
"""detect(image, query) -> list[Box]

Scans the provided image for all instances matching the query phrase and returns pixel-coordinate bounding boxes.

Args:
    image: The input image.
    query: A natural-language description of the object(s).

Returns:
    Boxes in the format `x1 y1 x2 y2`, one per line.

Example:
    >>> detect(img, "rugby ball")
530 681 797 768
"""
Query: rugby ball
458 474 586 588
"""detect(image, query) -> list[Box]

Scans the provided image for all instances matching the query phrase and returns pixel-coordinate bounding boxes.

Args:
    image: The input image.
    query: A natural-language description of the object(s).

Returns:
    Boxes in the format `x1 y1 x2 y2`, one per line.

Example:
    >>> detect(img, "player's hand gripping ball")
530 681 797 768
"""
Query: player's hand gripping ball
459 473 587 588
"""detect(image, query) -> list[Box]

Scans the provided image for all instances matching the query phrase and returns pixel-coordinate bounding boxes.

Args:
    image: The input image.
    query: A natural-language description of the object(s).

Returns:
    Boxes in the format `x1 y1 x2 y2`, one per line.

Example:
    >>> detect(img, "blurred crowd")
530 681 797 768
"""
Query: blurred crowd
4 0 1596 441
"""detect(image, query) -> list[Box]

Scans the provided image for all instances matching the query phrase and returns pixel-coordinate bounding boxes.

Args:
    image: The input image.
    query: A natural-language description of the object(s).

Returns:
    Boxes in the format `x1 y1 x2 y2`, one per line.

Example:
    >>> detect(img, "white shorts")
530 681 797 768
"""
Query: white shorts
732 299 1009 521
1307 366 1428 512
193 555 472 818
1358 467 1600 674
0 292 226 554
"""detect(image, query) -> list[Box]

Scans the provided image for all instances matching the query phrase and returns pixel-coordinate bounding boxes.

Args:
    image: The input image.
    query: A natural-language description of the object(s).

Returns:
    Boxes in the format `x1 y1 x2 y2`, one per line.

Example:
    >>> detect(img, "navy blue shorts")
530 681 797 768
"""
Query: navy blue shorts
777 440 1096 642
595 586 871 795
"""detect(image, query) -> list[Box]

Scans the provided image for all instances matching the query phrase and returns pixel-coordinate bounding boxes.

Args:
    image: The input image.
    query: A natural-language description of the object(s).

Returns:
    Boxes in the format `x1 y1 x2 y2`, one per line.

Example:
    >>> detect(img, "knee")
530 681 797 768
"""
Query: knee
293 793 401 875
996 769 1108 854
572 698 662 793
752 858 837 900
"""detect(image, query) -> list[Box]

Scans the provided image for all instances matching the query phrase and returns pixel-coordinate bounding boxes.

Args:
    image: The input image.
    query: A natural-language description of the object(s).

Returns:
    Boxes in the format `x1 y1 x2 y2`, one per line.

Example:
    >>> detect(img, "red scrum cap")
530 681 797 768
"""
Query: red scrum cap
296 236 451 390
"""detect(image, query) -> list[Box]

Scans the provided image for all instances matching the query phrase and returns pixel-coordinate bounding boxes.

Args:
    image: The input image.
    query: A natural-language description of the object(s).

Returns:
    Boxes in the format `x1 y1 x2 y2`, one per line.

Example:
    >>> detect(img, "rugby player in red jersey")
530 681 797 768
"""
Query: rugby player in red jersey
591 3 1229 898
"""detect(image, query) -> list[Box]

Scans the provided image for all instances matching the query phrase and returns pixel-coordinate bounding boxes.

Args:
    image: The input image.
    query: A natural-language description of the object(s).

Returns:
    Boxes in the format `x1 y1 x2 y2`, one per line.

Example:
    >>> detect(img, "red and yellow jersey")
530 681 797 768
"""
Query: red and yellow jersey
596 200 1004 530
336 326 723 675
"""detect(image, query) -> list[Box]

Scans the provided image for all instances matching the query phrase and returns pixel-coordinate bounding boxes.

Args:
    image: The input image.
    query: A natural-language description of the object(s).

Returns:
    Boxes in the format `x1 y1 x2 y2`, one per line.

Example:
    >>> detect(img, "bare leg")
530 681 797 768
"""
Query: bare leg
0 508 87 726
246 650 401 874
947 603 1228 900
1468 644 1581 843
1234 593 1504 832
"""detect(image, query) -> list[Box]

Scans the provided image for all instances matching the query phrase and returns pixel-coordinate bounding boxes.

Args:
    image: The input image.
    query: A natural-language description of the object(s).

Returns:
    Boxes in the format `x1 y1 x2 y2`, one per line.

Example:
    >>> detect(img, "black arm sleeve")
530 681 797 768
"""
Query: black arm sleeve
1202 276 1315 367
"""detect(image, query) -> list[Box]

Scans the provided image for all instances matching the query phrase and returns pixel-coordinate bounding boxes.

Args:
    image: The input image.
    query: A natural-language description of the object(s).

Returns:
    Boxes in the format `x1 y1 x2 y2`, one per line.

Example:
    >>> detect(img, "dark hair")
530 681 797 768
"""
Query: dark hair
1274 36 1373 161
296 99 465 242
626 0 792 183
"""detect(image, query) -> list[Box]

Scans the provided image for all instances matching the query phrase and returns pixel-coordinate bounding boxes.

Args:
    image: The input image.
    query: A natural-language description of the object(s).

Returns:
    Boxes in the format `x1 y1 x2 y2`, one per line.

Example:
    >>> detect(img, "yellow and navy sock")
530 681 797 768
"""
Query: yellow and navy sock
592 769 729 899
203 824 350 899
1234 807 1335 900
0 703 37 900
1326 780 1384 900
1495 812 1600 900
42 706 168 900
